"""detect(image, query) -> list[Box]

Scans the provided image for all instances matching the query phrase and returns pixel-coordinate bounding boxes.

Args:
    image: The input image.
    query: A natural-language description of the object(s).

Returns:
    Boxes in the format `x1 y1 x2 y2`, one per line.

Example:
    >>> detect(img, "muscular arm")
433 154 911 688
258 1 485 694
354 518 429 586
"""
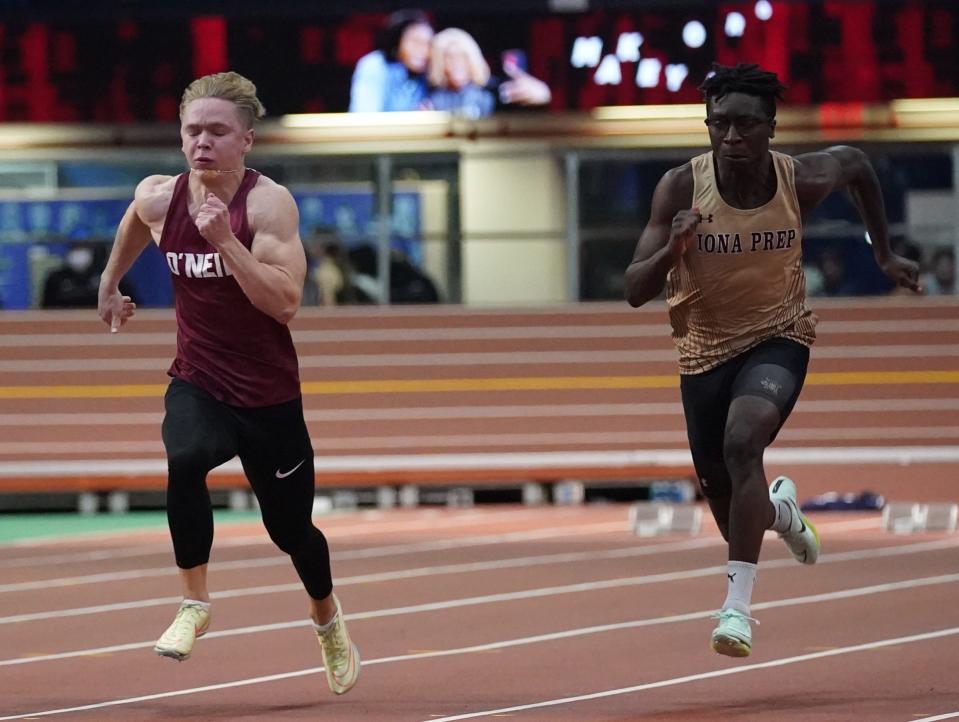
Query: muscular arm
795 146 919 292
98 176 167 331
100 202 153 291
198 180 306 325
624 165 694 308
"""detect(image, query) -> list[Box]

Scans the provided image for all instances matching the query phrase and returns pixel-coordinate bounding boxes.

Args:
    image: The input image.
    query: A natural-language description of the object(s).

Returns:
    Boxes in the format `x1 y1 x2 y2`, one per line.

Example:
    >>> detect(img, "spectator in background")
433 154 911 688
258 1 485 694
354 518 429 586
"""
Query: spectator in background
888 239 923 296
427 28 496 118
314 241 358 306
42 241 135 308
346 243 440 303
802 260 825 297
302 229 359 306
390 247 440 303
345 244 383 303
349 10 433 112
923 247 956 295
301 241 321 306
811 247 858 296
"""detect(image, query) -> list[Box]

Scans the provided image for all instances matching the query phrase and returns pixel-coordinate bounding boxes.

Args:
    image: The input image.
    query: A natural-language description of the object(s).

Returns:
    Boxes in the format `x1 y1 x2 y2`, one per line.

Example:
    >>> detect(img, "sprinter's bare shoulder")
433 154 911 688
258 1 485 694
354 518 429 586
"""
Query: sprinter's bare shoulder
133 174 178 243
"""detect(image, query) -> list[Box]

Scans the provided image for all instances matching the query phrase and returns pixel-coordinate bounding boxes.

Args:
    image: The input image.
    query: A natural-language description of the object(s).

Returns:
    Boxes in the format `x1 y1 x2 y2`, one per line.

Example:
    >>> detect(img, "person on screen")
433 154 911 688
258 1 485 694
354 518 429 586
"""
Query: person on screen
426 30 552 116
349 9 433 112
349 9 552 113
495 47 552 109
427 28 496 118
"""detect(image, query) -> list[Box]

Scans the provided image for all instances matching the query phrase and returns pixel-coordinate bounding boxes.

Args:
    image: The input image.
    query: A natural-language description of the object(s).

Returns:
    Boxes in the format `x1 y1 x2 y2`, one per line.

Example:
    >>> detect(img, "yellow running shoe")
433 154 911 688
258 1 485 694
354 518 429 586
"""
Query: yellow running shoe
770 476 821 564
710 608 757 658
316 594 361 695
154 601 210 661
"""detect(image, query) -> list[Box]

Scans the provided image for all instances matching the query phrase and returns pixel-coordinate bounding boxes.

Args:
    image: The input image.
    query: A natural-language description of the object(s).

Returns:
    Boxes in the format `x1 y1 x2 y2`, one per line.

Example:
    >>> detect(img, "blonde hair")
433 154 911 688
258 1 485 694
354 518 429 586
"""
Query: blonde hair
428 28 490 89
180 71 266 128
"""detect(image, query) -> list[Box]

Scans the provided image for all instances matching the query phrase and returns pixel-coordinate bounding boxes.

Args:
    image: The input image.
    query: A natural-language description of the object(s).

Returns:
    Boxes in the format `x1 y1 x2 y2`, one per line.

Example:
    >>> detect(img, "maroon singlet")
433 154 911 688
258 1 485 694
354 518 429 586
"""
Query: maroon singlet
159 169 301 407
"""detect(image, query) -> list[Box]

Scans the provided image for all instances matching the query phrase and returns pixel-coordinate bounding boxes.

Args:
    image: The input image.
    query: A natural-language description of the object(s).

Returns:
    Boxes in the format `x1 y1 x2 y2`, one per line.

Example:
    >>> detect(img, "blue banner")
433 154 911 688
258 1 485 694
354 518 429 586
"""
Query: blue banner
0 190 421 309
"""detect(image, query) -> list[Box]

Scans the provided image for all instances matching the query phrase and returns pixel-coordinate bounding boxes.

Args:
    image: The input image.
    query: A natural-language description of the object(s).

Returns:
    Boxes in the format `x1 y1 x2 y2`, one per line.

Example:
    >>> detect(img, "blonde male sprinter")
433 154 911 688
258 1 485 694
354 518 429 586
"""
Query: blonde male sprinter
97 71 359 696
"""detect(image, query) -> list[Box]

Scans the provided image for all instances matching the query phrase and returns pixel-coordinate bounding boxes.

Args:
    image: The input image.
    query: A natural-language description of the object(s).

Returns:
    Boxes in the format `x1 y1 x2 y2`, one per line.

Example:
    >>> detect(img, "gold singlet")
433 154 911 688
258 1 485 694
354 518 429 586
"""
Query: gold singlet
666 150 817 374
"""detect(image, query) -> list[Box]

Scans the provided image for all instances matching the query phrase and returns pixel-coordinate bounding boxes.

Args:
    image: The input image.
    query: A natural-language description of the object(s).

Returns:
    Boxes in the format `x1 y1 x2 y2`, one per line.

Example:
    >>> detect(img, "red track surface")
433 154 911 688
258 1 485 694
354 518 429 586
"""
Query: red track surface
1 297 958 500
2 505 959 721
1 299 957 719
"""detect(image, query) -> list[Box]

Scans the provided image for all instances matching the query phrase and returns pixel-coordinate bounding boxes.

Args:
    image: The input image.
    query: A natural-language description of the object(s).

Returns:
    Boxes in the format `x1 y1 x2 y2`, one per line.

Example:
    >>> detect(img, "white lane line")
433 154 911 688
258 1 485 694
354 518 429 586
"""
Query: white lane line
421 624 959 722
6 344 959 373
0 544 174 568
2 578 957 721
910 712 959 721
5 319 959 347
0 520 628 594
6 445 959 480
2 295 951 325
0 533 716 625
9 303 641 323
2 326 662 348
0 516 876 593
0 510 624 567
6 428 959 455
0 518 629 592
0 505 565 551
3 397 956 427
0 510 622 565
0 516 879 624
0 556 283 593
2 533 954 668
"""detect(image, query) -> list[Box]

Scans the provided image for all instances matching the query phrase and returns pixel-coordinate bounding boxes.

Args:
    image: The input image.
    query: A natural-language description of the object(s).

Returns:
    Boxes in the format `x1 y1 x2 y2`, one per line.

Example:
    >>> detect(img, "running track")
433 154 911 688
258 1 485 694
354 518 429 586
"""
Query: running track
1 505 958 720
1 296 958 500
1 297 958 719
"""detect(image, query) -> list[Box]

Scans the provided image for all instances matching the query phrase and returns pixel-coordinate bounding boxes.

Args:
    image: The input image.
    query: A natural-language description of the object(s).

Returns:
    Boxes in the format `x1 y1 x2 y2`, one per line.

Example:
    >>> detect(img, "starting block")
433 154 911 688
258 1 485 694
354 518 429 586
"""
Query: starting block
881 502 959 534
629 502 703 537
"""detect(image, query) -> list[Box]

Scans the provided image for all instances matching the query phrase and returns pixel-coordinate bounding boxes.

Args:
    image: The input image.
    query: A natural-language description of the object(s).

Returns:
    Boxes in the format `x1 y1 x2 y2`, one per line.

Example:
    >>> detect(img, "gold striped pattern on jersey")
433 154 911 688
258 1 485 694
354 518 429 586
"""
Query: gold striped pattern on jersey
666 150 817 374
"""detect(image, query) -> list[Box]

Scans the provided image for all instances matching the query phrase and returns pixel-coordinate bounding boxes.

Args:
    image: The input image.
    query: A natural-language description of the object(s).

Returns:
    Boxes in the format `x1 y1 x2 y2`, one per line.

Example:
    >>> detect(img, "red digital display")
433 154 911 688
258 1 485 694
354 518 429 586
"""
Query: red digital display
0 1 954 121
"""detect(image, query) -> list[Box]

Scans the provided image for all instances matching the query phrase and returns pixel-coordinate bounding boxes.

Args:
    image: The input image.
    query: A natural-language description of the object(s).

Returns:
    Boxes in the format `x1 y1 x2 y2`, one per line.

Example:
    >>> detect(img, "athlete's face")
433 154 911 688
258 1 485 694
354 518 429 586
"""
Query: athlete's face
705 92 775 168
180 97 253 173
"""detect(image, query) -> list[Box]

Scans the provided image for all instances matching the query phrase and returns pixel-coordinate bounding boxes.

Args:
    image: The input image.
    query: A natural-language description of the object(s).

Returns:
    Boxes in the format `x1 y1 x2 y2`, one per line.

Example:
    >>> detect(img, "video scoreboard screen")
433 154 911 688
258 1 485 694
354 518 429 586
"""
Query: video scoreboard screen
0 1 954 121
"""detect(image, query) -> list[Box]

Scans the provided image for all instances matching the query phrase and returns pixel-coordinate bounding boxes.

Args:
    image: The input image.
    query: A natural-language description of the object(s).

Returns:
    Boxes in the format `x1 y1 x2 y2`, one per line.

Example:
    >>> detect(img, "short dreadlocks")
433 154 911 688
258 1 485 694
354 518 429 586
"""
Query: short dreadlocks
699 63 787 120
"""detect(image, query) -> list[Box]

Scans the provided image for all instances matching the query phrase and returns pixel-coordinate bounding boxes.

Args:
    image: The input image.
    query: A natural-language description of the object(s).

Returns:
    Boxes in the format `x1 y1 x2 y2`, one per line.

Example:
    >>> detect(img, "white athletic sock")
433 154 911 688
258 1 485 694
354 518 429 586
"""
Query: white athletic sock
770 497 798 534
182 598 210 611
721 561 757 615
314 614 337 634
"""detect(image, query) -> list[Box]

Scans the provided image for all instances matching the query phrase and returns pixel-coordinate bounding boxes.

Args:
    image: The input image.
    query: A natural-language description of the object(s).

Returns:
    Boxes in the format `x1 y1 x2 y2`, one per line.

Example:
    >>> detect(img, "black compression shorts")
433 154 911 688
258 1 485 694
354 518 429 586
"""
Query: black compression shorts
679 337 810 499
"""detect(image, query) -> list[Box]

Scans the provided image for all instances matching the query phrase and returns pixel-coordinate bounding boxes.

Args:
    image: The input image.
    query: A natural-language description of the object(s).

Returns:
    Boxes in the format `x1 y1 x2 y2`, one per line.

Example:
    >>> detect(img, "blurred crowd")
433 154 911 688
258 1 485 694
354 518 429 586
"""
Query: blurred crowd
803 240 955 298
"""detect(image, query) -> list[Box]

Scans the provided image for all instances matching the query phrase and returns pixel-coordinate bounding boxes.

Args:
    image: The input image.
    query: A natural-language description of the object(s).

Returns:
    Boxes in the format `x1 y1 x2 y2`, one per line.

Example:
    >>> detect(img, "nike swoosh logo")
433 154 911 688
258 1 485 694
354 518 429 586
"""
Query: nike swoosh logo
275 459 306 479
789 500 807 533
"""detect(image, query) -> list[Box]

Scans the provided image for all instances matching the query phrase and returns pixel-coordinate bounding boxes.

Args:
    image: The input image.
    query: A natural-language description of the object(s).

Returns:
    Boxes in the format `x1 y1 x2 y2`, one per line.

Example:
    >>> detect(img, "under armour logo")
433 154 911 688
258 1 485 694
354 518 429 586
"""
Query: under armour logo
760 377 782 395
727 572 737 583
701 213 714 223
